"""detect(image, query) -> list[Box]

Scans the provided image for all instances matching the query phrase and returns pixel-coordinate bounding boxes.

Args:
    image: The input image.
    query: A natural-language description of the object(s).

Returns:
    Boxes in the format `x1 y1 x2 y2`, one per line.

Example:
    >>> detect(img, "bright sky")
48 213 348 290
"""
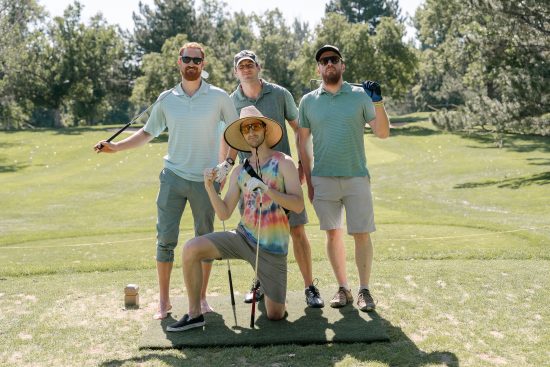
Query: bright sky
39 0 423 39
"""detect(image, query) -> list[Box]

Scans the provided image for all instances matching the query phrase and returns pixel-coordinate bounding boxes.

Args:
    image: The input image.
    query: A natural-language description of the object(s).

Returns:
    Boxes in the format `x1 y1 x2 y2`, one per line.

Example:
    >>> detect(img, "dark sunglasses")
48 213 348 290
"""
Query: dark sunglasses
318 56 341 66
240 121 266 134
180 56 203 65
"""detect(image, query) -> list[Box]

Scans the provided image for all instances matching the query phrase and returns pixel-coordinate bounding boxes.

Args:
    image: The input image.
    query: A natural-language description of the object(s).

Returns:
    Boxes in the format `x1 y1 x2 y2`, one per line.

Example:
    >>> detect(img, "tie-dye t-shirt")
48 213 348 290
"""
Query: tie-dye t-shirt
236 152 290 255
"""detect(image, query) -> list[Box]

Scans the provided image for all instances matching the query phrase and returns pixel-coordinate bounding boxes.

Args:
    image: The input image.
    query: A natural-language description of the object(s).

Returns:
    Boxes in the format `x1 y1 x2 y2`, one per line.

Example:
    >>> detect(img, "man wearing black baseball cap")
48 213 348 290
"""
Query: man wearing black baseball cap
298 44 390 313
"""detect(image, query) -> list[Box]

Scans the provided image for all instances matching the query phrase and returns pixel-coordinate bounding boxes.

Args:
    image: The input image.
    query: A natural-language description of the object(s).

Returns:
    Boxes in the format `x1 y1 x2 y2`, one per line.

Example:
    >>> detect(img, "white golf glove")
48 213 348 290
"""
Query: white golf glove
214 159 234 182
246 177 268 193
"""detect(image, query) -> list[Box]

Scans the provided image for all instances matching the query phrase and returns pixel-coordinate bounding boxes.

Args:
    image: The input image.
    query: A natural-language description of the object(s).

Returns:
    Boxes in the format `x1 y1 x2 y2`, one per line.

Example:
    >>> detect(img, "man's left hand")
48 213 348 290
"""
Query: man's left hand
362 80 383 102
246 177 268 193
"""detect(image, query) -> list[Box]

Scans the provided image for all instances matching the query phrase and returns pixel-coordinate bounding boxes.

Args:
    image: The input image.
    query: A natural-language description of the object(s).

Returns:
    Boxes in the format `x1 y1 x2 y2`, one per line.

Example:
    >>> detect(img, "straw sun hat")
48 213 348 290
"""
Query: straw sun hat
224 106 283 153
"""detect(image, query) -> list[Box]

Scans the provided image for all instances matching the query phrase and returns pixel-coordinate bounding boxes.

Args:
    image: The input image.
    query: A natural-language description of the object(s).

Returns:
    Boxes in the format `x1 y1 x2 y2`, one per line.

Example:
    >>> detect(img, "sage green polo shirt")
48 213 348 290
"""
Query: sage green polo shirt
144 81 238 181
299 82 376 177
230 80 298 161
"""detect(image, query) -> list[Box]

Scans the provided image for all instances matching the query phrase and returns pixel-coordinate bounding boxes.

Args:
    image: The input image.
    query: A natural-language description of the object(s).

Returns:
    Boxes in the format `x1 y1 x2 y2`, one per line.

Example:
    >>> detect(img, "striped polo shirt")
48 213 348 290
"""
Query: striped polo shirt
144 81 238 181
298 82 376 177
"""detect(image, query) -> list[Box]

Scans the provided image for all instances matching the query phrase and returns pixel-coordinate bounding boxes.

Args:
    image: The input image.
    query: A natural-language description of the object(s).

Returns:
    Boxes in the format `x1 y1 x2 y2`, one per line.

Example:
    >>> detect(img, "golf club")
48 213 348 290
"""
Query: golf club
250 190 263 329
96 84 178 151
222 215 238 326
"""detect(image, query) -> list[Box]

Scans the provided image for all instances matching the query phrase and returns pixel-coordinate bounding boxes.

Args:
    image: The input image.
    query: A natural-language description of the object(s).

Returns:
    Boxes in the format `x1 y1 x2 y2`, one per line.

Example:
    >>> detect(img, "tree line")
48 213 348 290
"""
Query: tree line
0 0 547 136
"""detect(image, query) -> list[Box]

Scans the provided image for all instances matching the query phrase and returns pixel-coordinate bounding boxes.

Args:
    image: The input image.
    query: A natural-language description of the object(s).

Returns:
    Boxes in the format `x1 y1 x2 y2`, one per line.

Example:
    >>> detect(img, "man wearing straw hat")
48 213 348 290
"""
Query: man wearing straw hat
167 106 304 331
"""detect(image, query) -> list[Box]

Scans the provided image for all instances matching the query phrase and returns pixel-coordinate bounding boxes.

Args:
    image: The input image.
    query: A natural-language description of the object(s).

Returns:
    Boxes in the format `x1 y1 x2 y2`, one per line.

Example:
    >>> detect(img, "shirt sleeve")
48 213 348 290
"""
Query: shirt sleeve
283 88 298 121
363 95 376 124
220 93 239 127
298 96 310 129
143 92 169 137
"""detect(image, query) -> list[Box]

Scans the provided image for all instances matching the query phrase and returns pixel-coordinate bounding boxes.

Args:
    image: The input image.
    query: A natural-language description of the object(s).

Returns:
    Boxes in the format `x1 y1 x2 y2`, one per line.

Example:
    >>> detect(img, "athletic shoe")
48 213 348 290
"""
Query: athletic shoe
329 287 353 308
305 284 324 308
357 288 376 312
166 314 205 332
244 279 264 303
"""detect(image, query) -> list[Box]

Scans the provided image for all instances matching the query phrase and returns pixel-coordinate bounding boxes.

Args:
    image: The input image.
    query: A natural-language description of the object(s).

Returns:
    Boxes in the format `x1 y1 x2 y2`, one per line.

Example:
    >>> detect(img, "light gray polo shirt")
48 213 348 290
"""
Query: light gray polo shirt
299 82 376 177
144 81 238 181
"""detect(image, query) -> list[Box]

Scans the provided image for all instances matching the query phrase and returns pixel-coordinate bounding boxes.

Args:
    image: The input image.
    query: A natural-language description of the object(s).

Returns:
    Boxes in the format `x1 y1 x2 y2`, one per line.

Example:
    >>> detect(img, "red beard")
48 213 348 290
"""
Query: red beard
183 67 201 81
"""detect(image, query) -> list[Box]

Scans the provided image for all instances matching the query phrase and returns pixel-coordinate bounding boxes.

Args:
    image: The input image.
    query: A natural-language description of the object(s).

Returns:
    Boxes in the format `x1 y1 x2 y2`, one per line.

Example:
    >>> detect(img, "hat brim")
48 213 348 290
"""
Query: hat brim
224 116 283 153
315 45 342 61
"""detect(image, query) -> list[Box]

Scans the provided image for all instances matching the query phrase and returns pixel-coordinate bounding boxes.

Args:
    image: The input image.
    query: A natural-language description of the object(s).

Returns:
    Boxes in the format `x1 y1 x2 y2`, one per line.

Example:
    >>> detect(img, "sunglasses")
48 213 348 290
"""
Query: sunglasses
240 121 266 134
180 56 203 65
318 56 342 66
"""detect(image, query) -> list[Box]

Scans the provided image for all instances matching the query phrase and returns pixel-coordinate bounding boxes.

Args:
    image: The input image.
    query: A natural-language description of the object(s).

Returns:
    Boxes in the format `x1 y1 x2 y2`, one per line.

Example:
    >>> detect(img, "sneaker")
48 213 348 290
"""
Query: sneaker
329 287 353 308
244 279 264 303
305 284 324 308
357 288 376 312
166 314 205 332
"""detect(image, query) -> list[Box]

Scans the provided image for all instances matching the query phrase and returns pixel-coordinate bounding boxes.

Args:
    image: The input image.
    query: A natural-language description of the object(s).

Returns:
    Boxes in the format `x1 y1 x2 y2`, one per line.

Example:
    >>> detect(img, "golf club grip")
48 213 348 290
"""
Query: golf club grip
96 122 131 151
228 269 235 305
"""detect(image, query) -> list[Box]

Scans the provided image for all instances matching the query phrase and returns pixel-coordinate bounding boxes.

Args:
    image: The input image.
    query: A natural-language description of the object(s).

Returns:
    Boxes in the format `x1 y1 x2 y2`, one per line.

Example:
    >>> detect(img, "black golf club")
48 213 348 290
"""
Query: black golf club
96 85 178 151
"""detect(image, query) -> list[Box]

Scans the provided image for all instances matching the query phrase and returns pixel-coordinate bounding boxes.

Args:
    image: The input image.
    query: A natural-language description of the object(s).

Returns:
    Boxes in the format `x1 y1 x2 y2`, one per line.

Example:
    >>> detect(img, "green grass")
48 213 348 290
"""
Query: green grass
0 114 549 366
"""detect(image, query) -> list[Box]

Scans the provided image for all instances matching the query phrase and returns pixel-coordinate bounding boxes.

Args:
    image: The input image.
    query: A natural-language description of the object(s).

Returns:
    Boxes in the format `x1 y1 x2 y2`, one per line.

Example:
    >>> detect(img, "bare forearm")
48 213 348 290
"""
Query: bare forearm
115 128 153 150
372 104 390 139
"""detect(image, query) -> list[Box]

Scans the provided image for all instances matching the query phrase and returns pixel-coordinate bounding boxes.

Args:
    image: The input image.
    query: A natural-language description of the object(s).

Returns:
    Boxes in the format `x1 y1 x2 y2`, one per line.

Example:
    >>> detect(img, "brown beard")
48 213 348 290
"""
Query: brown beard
322 68 341 85
182 67 201 81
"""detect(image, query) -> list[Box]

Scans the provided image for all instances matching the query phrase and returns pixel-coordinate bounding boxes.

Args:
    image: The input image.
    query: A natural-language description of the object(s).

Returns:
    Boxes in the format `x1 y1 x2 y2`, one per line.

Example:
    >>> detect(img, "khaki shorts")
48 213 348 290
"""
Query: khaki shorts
203 230 287 304
311 176 376 234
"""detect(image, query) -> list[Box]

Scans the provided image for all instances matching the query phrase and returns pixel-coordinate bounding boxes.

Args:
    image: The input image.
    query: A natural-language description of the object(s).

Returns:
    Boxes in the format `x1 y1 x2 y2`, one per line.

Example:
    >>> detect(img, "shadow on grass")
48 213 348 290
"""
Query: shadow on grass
459 132 550 154
455 171 550 189
390 116 430 124
382 125 442 137
100 308 458 367
0 158 29 173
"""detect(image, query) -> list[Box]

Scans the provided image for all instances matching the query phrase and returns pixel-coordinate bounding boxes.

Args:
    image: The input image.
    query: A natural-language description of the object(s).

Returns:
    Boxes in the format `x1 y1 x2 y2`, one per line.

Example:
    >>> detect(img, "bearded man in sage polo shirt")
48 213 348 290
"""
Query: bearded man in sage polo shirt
229 50 324 309
298 45 390 312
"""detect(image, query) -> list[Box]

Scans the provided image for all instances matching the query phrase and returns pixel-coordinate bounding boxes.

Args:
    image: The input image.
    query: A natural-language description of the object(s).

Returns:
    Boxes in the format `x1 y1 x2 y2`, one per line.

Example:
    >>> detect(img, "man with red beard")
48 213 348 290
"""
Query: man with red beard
94 42 238 320
298 45 390 312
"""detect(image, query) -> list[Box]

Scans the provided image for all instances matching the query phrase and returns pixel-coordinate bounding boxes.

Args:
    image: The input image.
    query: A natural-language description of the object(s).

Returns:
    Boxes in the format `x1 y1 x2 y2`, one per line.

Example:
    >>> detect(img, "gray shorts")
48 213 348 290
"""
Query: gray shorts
156 168 219 262
311 176 376 234
204 230 287 304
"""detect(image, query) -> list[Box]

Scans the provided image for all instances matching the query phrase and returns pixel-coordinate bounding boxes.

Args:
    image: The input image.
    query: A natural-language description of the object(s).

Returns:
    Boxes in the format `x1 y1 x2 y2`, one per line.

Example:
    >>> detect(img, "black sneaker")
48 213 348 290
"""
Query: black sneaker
244 279 264 303
305 284 324 308
166 314 205 332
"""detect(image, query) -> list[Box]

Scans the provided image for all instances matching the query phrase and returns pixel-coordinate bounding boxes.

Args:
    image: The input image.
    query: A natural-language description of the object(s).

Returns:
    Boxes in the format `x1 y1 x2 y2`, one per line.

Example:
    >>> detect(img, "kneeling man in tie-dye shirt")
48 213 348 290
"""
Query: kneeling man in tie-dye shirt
167 105 304 332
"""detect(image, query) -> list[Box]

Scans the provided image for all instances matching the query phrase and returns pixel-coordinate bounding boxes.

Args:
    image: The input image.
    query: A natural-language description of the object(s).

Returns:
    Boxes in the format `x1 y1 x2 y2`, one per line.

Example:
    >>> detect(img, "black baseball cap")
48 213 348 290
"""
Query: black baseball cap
315 45 342 62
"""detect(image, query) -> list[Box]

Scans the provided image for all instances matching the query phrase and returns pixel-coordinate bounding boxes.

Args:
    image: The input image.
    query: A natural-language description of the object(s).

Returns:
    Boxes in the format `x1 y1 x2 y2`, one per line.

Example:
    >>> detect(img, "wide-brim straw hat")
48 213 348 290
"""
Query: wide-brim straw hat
224 106 283 153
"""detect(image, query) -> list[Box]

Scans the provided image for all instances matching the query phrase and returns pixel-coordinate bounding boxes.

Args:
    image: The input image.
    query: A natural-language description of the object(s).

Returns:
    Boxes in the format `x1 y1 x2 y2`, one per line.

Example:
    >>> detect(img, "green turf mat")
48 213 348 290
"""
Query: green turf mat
139 289 389 349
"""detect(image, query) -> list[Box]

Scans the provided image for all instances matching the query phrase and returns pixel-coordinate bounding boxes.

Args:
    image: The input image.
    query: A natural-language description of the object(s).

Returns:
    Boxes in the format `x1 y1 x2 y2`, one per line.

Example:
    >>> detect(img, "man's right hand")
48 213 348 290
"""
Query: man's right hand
94 140 117 153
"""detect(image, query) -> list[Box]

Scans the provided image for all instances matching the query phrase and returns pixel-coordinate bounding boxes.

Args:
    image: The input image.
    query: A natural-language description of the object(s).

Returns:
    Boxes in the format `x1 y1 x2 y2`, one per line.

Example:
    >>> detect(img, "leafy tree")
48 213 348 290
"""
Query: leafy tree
325 0 401 32
0 0 46 129
415 0 549 136
132 0 197 55
29 2 132 127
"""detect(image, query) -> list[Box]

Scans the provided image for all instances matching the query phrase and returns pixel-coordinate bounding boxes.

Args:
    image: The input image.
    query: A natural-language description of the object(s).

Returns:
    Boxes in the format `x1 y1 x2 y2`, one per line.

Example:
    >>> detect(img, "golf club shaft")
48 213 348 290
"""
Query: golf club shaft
223 218 236 306
250 193 263 328
97 85 177 150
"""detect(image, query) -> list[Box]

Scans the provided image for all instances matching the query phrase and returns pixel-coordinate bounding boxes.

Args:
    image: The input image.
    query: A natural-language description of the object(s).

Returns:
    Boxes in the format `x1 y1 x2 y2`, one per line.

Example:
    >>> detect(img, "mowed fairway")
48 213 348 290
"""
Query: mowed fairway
1 114 549 366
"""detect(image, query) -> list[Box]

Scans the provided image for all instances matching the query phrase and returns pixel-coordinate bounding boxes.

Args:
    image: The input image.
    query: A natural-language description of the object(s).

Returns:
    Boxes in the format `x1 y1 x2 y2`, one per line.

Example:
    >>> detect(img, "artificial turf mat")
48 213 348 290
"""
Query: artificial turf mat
139 289 389 349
